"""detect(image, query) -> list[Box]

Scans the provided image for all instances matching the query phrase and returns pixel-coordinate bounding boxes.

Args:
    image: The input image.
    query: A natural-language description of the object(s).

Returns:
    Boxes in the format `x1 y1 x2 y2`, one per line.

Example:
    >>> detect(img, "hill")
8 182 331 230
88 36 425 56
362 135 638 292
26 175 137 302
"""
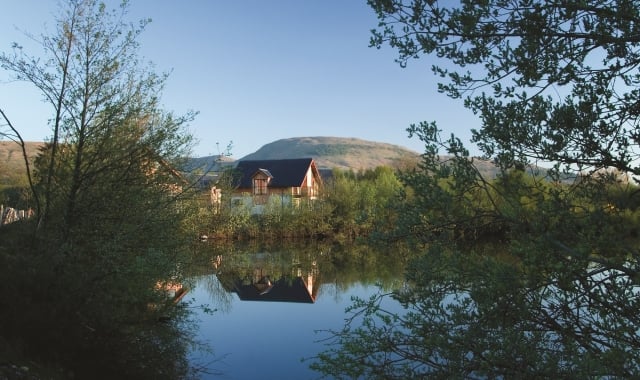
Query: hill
0 141 43 187
6 137 418 174
239 136 421 170
234 137 561 180
0 138 513 183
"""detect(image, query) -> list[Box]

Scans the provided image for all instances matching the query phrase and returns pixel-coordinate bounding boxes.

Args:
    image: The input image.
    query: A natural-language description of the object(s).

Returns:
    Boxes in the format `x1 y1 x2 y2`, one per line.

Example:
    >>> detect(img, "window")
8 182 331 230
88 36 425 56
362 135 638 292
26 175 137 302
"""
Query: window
253 178 268 195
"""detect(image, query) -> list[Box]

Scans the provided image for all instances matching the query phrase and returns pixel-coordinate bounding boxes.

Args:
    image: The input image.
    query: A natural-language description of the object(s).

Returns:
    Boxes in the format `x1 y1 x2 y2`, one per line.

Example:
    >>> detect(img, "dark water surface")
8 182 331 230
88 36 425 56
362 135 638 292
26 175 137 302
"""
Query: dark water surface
186 243 406 379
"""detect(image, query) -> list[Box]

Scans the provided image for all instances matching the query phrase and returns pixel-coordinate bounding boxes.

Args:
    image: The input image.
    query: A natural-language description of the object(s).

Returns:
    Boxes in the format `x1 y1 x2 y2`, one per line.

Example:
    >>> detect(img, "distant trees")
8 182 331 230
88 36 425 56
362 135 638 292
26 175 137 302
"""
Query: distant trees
325 166 404 239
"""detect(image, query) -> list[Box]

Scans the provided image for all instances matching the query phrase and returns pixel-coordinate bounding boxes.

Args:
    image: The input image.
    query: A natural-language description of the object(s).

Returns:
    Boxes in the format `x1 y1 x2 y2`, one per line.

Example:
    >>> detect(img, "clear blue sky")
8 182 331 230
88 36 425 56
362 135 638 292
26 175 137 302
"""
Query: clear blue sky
0 0 477 159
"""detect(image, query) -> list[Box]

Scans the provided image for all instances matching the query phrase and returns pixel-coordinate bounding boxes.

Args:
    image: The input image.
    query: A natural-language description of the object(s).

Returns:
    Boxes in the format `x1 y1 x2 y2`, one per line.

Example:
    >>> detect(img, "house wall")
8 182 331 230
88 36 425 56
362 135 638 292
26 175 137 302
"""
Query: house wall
301 167 319 198
228 160 322 214
230 187 297 215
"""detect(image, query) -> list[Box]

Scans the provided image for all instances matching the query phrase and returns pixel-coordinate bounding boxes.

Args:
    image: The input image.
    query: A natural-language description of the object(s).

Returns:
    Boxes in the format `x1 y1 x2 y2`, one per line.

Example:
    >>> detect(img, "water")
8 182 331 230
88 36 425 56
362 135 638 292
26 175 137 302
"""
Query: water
186 243 405 379
182 243 640 378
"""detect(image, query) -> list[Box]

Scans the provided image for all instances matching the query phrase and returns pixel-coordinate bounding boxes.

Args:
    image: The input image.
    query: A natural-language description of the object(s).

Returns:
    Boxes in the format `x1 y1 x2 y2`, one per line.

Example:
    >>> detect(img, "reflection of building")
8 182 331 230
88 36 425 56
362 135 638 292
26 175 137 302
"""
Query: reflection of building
226 276 317 303
156 281 189 304
215 253 320 303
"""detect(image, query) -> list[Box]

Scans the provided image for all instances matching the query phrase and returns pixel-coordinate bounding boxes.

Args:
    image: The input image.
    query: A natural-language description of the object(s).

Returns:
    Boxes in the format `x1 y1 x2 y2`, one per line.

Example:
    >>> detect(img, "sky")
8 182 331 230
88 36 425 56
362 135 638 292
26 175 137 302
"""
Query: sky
0 0 479 159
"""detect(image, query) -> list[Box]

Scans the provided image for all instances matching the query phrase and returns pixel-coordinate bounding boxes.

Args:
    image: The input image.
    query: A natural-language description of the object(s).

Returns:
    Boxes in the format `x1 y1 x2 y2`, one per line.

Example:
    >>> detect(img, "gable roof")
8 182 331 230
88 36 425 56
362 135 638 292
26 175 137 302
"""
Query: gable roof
234 158 317 189
228 276 316 303
255 168 274 179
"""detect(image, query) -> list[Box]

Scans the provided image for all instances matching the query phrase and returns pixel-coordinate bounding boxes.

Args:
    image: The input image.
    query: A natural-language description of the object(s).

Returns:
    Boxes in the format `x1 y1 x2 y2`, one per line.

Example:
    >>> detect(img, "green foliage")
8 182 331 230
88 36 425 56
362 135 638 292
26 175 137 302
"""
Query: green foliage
0 1 201 378
0 185 31 209
203 195 334 241
324 166 404 239
369 0 640 177
312 1 640 378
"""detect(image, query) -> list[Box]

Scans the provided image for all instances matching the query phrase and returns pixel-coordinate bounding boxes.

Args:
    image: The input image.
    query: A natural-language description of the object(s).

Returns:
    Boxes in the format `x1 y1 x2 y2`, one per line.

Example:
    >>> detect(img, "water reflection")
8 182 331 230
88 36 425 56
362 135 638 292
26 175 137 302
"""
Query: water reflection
214 252 320 303
191 241 406 307
310 243 640 379
187 241 407 379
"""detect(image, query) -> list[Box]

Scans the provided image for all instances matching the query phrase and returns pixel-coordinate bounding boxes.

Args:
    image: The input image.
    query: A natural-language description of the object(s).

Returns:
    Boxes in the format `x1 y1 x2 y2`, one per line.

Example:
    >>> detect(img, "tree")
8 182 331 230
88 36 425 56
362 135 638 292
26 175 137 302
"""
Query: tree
324 167 403 239
369 0 640 177
0 1 200 377
2 0 195 232
0 111 40 214
311 1 640 377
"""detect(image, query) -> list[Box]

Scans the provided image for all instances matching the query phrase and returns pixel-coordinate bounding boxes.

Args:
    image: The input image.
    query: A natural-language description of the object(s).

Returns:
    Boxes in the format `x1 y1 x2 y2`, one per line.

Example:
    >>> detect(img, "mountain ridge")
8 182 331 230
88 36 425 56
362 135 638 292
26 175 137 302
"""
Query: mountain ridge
1 137 424 175
0 141 42 187
238 136 421 170
0 137 507 180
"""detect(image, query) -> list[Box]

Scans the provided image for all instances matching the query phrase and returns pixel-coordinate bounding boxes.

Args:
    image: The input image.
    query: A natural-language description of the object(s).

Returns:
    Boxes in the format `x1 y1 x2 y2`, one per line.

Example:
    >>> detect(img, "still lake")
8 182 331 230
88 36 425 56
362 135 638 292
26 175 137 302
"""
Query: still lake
185 241 407 379
180 239 640 379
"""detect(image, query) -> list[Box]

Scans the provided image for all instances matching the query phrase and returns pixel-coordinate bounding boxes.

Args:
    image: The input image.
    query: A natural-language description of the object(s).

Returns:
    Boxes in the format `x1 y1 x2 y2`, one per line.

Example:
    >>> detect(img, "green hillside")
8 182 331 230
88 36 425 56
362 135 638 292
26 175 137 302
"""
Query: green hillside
0 141 42 187
0 137 519 183
239 136 421 170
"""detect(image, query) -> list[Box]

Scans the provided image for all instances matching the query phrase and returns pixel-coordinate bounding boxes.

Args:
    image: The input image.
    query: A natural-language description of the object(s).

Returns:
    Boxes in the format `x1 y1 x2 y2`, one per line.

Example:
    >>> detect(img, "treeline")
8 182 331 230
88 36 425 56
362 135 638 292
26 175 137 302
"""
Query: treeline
395 159 640 246
196 156 640 247
7 153 639 248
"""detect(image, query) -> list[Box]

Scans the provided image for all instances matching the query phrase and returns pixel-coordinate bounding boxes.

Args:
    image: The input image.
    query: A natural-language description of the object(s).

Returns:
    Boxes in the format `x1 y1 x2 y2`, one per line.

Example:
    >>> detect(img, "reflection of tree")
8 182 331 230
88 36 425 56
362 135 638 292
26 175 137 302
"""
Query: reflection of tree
311 244 640 378
200 274 234 314
318 281 347 304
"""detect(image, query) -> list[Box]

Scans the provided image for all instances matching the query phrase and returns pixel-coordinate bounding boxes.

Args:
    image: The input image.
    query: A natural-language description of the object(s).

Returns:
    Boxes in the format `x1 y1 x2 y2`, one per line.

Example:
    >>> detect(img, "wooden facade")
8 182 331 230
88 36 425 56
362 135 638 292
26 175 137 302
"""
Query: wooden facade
231 158 322 213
